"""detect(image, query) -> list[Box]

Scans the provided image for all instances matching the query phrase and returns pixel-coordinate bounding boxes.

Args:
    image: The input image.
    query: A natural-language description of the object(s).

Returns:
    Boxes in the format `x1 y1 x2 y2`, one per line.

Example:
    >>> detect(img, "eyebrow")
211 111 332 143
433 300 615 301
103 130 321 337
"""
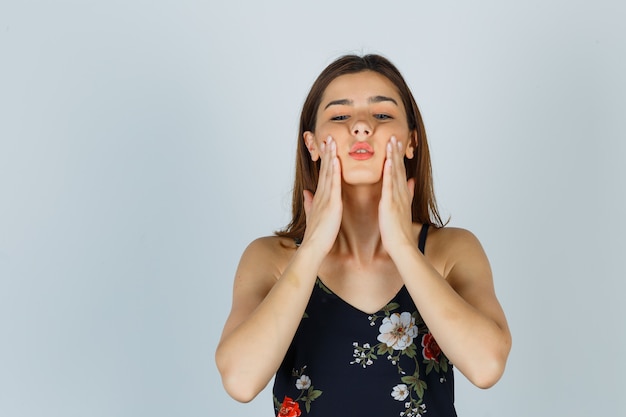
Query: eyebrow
323 95 398 110
370 95 398 106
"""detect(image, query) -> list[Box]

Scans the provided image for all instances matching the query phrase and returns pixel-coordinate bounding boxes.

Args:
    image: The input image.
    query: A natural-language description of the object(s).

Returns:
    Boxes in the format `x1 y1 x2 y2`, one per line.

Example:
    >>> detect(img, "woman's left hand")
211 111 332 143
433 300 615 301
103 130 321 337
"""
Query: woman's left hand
379 136 416 255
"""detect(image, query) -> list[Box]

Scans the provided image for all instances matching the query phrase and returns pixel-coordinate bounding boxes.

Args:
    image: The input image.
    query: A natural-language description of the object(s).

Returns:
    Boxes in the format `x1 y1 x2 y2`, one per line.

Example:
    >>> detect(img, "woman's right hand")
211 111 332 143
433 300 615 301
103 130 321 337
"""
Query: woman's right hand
301 136 343 256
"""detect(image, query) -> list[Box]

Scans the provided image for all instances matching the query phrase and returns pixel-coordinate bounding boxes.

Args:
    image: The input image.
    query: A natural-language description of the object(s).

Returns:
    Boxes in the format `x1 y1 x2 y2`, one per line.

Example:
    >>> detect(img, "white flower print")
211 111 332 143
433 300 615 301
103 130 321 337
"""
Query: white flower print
377 312 418 350
295 375 311 390
391 384 409 401
349 301 449 417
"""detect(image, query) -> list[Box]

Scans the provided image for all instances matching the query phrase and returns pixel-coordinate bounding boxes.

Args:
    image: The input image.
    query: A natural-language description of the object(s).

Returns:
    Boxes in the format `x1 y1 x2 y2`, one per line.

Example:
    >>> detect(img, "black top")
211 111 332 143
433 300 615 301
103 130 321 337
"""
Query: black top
273 225 456 417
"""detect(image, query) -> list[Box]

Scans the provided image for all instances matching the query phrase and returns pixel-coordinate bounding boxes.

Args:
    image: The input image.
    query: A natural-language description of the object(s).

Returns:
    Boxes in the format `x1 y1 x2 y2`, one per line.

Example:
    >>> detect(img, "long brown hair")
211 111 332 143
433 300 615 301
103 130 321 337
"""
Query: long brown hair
277 54 445 239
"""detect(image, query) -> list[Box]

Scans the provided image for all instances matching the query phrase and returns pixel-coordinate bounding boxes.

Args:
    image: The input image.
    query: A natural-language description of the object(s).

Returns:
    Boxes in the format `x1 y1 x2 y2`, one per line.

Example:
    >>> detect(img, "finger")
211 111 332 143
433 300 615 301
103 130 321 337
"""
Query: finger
311 136 337 217
392 137 405 183
387 136 402 201
315 136 332 196
392 137 409 203
317 137 341 212
329 138 341 201
381 141 393 204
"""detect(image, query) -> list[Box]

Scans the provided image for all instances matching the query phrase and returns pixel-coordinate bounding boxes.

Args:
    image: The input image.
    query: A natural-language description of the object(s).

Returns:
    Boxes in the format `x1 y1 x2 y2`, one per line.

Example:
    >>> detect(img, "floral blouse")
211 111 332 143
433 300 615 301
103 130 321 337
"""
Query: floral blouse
273 225 456 417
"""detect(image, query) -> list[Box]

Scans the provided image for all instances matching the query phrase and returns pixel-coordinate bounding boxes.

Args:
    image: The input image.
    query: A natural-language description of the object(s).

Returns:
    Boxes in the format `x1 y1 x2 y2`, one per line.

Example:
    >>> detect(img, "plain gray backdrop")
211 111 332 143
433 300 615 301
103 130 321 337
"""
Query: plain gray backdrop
1 1 624 416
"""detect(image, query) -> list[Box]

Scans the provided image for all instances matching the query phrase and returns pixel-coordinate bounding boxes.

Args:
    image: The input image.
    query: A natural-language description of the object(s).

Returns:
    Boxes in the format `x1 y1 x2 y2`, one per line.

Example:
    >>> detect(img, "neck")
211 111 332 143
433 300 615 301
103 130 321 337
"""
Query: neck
332 183 386 264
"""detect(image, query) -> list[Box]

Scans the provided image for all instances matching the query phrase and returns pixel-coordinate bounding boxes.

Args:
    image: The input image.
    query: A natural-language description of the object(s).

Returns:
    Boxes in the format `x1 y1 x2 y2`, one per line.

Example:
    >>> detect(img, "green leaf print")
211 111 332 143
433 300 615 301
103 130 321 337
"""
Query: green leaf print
404 343 417 358
382 302 400 314
316 279 333 294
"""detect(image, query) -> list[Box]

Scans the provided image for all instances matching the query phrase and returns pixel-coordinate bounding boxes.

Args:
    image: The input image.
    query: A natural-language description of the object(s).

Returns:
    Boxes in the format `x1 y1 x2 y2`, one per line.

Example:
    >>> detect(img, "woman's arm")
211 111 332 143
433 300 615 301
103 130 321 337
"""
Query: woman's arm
379 136 511 388
391 228 511 388
215 238 325 402
216 137 342 402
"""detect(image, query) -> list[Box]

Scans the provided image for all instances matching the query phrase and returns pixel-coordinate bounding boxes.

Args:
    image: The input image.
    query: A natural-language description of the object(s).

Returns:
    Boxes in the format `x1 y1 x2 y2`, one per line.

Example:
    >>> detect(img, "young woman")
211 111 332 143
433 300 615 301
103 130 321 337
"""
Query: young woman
216 54 511 417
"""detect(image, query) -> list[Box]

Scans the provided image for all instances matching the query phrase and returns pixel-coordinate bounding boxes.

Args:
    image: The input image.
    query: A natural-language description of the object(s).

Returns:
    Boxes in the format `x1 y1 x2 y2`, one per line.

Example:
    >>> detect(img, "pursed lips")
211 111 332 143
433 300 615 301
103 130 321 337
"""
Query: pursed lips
348 143 374 160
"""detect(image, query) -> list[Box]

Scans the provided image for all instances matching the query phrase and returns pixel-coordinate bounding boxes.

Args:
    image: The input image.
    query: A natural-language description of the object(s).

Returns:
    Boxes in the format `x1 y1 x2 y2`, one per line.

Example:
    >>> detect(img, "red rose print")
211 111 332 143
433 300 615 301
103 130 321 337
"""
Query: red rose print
277 396 301 417
422 333 441 362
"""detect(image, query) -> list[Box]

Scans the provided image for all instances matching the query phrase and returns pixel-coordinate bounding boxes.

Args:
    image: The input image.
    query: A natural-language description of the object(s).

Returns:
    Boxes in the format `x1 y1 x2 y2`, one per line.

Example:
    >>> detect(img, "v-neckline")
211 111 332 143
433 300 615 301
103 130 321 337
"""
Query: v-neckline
315 277 407 316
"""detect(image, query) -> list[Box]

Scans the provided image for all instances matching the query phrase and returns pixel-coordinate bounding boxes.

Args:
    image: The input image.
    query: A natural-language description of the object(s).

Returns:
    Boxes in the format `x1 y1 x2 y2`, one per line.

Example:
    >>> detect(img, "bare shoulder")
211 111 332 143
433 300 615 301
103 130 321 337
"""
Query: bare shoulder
240 235 298 264
428 226 483 250
425 226 490 281
237 235 298 282
220 235 298 340
428 226 510 346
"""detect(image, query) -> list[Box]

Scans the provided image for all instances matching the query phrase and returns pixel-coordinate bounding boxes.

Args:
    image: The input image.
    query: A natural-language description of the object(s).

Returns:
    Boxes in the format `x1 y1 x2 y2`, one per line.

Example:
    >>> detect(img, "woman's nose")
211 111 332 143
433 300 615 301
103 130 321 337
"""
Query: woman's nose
352 120 371 137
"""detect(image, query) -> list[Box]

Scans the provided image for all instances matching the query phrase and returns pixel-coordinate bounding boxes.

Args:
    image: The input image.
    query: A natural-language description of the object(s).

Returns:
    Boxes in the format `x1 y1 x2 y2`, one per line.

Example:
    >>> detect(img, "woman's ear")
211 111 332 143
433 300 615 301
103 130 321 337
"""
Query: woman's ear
405 130 417 159
304 131 320 161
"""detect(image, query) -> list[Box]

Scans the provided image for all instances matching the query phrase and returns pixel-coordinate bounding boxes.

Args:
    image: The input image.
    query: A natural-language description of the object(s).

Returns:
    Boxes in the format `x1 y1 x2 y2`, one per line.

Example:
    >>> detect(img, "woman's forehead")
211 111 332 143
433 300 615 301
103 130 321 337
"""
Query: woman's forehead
321 71 402 105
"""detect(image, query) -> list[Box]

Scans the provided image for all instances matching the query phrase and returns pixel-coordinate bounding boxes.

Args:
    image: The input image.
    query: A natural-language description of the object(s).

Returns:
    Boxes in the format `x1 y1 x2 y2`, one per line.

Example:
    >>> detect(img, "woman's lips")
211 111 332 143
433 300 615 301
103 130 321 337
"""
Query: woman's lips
348 143 374 160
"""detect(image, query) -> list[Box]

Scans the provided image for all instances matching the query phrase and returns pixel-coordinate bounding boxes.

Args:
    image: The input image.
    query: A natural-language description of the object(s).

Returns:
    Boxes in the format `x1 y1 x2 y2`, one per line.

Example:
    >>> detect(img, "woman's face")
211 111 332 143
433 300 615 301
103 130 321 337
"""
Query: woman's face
304 71 415 186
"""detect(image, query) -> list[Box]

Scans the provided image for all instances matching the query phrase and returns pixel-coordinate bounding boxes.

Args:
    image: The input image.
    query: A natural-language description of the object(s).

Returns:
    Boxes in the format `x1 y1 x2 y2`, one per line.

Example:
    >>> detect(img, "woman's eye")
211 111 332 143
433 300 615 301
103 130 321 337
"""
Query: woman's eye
374 114 392 120
331 115 349 121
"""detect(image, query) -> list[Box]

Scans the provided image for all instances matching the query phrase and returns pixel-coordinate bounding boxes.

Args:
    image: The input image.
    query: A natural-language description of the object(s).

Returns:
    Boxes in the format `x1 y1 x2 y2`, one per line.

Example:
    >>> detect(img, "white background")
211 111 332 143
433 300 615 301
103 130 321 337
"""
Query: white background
1 1 625 416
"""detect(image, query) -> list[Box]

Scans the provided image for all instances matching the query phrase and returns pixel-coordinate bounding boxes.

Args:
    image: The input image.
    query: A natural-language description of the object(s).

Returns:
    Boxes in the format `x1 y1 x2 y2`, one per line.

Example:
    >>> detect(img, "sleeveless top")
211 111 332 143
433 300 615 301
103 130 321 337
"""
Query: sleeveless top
273 225 456 417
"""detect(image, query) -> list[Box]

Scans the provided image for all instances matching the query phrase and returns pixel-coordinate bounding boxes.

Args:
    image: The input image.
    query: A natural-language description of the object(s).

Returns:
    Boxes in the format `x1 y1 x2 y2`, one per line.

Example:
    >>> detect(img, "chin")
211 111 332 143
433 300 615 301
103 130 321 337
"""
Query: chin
339 157 385 186
341 172 383 186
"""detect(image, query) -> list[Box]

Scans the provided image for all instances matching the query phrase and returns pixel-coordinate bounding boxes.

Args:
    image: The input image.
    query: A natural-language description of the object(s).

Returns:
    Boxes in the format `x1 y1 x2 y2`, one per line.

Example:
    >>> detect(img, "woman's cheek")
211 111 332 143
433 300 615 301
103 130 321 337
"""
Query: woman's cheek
317 124 341 140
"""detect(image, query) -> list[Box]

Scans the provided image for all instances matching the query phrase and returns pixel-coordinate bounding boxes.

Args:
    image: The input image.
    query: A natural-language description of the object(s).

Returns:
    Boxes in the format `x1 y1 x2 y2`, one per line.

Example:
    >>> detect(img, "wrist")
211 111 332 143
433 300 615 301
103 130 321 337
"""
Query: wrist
292 241 328 273
386 238 420 263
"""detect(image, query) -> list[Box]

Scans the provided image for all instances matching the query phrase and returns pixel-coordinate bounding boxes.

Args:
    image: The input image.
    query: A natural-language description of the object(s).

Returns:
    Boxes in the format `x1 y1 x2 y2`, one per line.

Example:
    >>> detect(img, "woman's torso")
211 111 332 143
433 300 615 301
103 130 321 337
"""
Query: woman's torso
272 224 457 417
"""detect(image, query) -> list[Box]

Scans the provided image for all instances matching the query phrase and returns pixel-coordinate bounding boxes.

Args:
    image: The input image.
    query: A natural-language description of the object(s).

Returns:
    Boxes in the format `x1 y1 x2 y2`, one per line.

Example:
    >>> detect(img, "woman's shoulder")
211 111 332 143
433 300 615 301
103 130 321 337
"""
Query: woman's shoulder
238 235 299 281
424 225 488 277
244 235 299 255
429 225 481 245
